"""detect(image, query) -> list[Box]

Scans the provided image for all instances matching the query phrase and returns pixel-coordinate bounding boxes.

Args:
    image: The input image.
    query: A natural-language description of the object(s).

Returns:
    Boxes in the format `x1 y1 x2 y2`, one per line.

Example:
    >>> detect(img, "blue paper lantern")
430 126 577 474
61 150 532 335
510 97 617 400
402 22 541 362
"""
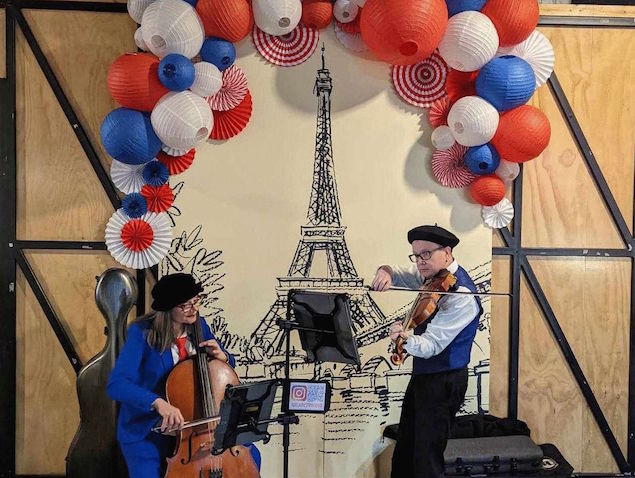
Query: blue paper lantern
122 192 148 218
445 0 487 17
476 55 536 112
158 54 195 92
100 108 161 165
182 0 197 6
465 143 500 175
200 37 236 71
142 160 170 186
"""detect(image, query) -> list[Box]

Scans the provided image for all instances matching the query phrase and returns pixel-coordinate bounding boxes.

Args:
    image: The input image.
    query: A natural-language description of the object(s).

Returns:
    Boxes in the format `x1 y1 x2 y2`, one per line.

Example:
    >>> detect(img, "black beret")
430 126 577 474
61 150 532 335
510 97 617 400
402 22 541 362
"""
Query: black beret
151 273 203 312
407 225 459 248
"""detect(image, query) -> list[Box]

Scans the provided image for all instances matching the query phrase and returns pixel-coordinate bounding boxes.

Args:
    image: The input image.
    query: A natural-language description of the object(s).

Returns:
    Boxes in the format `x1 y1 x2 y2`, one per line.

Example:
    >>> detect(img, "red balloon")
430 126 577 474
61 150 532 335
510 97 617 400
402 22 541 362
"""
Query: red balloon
481 0 539 47
470 175 506 206
491 105 551 163
107 53 169 112
302 0 333 30
360 0 448 65
196 0 251 42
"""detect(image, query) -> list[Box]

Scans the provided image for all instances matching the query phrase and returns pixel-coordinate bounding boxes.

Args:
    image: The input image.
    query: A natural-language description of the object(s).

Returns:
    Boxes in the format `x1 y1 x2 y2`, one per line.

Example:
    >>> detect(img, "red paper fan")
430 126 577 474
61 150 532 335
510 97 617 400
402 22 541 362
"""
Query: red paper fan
252 24 319 67
208 65 248 111
431 143 476 188
428 96 451 127
121 219 154 252
336 9 361 34
392 52 448 108
445 69 478 103
141 184 174 213
157 149 196 175
210 92 253 140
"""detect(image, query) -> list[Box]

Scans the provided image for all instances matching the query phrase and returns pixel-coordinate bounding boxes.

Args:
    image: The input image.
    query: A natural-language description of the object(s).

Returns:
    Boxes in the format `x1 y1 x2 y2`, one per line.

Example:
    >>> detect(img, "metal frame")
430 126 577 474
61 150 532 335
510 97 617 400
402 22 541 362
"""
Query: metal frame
0 4 632 476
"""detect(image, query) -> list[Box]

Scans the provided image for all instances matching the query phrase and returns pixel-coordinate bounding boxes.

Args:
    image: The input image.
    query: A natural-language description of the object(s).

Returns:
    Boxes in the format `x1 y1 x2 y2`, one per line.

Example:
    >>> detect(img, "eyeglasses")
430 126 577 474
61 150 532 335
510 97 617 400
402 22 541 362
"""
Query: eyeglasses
408 246 445 263
176 296 202 312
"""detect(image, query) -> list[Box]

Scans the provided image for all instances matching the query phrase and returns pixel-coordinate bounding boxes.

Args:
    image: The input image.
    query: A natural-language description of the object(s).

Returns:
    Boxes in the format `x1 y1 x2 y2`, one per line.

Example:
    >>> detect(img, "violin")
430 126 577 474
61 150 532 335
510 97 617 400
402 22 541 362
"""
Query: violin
163 316 259 478
390 269 457 366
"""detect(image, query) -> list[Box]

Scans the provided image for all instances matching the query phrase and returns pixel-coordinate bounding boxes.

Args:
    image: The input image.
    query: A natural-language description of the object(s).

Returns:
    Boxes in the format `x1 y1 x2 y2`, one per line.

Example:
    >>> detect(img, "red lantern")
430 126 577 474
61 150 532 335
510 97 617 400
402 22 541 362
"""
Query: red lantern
107 53 169 112
470 175 506 206
196 0 251 42
302 0 333 30
491 105 551 163
481 0 539 47
360 0 448 66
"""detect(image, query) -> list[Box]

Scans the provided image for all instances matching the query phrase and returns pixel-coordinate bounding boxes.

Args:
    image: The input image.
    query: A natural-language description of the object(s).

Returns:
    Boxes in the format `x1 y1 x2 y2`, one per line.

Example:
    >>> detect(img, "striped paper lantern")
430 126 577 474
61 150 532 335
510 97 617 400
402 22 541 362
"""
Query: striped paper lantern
253 0 302 36
475 55 535 111
196 0 252 42
470 174 505 206
481 0 539 47
491 105 550 163
302 0 333 30
107 53 169 112
447 95 499 147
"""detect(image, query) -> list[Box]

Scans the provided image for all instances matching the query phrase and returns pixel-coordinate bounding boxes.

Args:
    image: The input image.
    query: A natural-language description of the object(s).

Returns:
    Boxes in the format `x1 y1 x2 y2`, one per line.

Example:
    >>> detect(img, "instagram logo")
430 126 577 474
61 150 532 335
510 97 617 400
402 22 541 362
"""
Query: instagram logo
291 385 307 401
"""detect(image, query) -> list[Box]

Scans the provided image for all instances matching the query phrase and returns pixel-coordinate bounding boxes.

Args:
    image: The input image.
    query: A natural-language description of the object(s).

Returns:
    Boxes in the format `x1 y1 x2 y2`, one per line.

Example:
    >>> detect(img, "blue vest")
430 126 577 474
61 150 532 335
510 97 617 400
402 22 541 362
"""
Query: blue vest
412 266 483 375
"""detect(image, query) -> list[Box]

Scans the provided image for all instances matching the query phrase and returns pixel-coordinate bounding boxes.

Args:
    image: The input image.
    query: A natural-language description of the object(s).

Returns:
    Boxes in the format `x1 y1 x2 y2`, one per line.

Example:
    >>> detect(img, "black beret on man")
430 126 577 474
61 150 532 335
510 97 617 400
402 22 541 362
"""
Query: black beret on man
407 225 460 249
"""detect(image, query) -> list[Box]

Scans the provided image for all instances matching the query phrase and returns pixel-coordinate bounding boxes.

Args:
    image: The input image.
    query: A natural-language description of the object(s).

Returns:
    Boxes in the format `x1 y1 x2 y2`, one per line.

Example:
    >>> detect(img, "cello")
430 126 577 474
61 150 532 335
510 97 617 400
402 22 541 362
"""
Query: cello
163 315 260 478
391 269 457 366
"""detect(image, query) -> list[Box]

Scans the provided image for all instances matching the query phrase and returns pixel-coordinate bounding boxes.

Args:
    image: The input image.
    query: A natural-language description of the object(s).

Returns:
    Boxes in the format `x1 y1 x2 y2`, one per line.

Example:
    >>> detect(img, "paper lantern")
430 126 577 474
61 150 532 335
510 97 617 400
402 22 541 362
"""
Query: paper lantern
464 143 500 174
253 24 319 67
431 125 455 150
190 62 223 97
107 53 169 112
101 108 161 165
334 24 367 52
495 159 520 183
336 9 361 33
431 143 475 188
481 0 538 47
253 0 302 36
111 160 146 194
141 0 204 59
447 96 499 147
470 174 505 206
475 55 535 111
196 0 251 42
151 91 213 151
438 11 499 72
142 160 170 186
491 105 550 163
302 0 333 30
360 0 448 66
334 0 359 23
352 0 366 6
134 27 149 51
446 0 486 17
428 96 451 127
158 54 195 91
127 0 154 24
482 197 514 228
122 192 148 218
200 37 236 71
499 30 554 88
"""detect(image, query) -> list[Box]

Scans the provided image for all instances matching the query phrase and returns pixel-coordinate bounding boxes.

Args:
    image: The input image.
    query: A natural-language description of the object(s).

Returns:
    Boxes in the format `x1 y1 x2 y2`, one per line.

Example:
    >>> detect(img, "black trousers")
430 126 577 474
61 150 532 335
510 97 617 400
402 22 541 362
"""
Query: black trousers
391 368 468 478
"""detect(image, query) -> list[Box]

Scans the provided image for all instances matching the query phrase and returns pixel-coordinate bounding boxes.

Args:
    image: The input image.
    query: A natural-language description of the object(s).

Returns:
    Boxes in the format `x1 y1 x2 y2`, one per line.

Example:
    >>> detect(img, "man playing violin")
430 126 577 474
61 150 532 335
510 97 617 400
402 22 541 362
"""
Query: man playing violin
371 225 483 478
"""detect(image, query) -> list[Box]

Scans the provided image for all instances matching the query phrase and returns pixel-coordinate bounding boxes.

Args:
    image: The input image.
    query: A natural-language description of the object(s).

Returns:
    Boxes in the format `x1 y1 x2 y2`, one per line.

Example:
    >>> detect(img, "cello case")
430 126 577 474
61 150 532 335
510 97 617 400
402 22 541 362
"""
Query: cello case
66 268 137 478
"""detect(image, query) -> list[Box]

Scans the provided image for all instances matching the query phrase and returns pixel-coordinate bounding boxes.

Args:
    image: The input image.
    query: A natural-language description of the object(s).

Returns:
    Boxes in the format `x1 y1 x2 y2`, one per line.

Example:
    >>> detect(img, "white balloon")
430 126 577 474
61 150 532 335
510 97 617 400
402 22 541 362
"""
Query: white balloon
438 11 499 72
447 96 499 147
333 0 359 23
190 62 223 97
495 159 520 183
134 27 149 51
128 0 155 24
253 0 302 36
431 126 456 150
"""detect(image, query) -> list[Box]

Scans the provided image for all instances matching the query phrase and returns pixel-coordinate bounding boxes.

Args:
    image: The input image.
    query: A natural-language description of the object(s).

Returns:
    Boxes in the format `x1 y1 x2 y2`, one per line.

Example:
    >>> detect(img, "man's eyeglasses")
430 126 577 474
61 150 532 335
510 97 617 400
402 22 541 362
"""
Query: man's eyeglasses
408 246 444 263
176 296 202 312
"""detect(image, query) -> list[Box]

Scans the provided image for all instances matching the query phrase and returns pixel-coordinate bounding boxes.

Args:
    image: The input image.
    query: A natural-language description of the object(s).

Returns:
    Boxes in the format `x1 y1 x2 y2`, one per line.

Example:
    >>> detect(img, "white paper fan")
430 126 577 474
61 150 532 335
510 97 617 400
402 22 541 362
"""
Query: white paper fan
334 23 367 52
110 159 147 194
498 30 554 88
482 197 514 229
105 209 172 269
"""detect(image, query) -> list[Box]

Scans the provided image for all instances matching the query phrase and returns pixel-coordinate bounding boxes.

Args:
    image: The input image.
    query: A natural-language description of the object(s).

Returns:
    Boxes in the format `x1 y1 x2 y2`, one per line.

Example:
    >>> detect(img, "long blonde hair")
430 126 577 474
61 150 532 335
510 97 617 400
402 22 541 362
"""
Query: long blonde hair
132 310 193 352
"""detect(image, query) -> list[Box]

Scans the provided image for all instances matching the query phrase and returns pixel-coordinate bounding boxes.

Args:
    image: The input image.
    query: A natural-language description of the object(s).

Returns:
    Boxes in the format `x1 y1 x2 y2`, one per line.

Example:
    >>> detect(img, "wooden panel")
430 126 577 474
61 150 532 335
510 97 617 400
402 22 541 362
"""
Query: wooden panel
489 256 510 418
540 4 635 17
16 268 79 475
0 8 6 80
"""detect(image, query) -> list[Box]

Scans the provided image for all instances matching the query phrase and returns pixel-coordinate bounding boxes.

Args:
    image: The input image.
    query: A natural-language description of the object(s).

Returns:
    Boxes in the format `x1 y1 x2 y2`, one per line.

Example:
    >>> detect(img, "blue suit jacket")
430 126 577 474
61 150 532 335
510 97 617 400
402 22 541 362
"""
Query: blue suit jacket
107 318 235 444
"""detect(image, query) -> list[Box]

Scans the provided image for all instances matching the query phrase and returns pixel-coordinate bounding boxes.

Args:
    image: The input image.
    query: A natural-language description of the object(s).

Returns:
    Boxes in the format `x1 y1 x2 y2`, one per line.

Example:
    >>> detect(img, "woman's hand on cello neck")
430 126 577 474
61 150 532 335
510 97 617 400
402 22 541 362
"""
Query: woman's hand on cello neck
199 339 230 363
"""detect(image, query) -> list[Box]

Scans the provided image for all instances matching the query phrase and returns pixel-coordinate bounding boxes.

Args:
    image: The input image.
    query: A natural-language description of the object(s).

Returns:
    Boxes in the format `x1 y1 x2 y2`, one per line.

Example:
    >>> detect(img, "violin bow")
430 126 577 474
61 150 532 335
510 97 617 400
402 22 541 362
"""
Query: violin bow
365 285 512 297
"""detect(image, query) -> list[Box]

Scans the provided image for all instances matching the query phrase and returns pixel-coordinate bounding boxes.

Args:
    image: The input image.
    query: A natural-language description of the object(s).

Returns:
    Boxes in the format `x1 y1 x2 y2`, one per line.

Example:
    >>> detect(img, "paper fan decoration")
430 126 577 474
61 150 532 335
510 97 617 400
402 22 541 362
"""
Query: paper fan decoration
161 145 189 156
141 184 175 213
445 69 478 103
142 160 170 186
105 210 172 269
110 159 146 194
482 197 514 228
207 65 248 111
431 143 476 188
122 192 148 218
392 52 448 108
157 149 195 175
499 30 554 88
252 24 319 67
210 91 253 140
334 24 367 52
428 96 451 127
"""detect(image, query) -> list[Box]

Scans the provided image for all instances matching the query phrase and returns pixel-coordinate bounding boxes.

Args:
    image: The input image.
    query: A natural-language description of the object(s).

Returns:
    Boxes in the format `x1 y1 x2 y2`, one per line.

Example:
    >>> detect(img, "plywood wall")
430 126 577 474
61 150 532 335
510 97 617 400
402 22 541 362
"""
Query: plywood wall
8 3 635 475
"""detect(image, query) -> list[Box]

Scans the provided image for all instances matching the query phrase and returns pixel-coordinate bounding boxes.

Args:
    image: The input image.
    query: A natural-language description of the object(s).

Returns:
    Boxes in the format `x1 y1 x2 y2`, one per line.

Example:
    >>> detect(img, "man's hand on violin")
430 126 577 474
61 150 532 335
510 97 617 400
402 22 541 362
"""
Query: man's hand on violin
371 266 393 292
389 321 409 343
199 339 229 362
152 398 185 433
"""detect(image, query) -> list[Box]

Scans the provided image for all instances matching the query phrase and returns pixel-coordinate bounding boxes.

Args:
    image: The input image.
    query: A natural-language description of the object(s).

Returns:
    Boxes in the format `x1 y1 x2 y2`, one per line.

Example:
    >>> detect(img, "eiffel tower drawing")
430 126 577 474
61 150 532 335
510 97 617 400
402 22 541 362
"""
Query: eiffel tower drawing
246 46 385 363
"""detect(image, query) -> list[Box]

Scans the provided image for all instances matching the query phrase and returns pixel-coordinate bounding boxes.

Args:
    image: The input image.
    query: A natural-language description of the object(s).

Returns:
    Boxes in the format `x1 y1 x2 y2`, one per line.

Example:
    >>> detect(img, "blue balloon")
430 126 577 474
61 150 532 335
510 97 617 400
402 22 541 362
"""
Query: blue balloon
100 108 161 165
465 144 500 175
200 37 236 71
445 0 486 17
476 55 536 112
158 54 195 91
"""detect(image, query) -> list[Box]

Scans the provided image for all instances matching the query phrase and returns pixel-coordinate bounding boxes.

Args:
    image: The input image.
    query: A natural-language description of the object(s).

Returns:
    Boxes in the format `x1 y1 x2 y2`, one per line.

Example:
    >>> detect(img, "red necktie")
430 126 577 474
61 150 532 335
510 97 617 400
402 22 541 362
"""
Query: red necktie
175 337 188 362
